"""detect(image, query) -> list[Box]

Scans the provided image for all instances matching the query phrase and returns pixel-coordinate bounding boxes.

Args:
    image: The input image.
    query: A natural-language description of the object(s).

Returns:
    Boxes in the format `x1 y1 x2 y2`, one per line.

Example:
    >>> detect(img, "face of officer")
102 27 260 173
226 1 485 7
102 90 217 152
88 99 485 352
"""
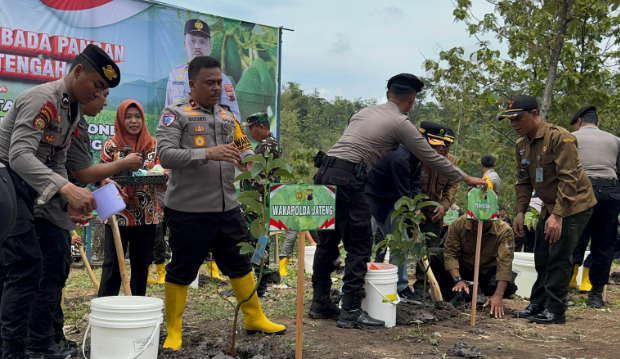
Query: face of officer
184 33 212 61
71 64 108 105
190 67 223 107
509 109 540 137
248 123 269 142
444 142 452 153
82 88 109 117
431 144 447 157
124 105 143 135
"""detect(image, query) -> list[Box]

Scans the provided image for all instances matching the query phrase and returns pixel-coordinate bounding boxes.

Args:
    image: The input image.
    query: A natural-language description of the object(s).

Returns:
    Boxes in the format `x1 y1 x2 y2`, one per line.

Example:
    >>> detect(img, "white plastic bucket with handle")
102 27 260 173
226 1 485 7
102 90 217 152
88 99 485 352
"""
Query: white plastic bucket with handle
92 182 126 220
83 296 163 359
513 252 536 298
304 246 316 274
361 263 400 327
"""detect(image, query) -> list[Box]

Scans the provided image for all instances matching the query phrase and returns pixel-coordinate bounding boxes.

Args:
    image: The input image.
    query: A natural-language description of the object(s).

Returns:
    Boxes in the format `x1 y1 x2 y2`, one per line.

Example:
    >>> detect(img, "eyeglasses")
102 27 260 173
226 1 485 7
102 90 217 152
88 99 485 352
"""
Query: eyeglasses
519 158 530 180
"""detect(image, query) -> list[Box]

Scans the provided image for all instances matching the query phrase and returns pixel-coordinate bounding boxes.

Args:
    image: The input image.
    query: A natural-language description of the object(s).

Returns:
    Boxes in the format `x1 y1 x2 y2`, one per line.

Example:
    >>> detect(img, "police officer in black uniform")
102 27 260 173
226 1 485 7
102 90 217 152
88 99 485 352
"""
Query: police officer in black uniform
0 164 17 245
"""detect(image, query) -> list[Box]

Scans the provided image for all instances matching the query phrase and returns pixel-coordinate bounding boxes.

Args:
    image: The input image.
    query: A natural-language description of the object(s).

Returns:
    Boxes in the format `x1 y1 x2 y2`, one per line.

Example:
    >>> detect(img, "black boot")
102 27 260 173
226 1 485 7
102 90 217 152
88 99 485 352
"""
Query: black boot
25 341 77 358
588 284 605 308
529 309 566 325
2 340 26 359
55 336 77 349
256 273 269 298
337 290 385 329
308 284 341 320
512 303 544 319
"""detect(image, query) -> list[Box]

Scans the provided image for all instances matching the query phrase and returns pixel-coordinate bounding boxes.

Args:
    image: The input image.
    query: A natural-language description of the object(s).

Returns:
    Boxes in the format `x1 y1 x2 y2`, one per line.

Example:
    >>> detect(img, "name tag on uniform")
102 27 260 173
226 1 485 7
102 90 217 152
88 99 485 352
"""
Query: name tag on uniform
536 167 543 182
188 116 207 122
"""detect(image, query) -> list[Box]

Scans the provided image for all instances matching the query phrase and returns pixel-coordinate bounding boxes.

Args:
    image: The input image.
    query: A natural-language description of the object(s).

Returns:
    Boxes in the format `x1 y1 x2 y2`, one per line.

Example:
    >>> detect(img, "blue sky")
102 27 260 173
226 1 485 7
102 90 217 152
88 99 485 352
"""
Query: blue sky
158 0 498 102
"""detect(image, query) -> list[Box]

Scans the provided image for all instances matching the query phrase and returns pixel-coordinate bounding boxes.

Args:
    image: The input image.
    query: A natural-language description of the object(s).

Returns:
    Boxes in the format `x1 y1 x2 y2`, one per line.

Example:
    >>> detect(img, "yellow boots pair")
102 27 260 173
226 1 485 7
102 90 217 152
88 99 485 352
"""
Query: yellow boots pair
207 260 225 280
147 263 166 285
163 272 286 351
279 257 289 276
569 264 592 292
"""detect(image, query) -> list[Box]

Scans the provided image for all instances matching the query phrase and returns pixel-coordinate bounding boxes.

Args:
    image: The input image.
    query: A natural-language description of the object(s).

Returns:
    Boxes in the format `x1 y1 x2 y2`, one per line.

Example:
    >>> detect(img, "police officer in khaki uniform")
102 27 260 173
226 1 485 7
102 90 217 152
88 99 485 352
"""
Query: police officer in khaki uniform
0 44 120 358
503 95 596 325
156 56 285 351
412 121 460 300
310 74 486 330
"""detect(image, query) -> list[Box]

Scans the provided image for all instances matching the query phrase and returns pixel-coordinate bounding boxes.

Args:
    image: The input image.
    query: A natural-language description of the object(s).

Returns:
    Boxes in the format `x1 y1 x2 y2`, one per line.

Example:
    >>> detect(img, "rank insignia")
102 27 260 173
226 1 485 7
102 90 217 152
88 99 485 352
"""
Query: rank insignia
221 114 230 119
194 135 206 147
188 112 201 116
33 116 46 130
162 113 176 127
183 107 191 111
224 84 235 102
102 65 118 81
176 75 184 80
56 115 61 123
195 125 204 132
45 135 56 143
189 98 198 109
563 138 574 143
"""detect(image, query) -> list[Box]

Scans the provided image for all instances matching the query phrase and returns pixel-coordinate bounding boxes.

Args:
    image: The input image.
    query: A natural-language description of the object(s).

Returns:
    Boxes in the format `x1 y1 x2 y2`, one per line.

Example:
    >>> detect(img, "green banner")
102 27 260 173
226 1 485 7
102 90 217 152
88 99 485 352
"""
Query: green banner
268 184 336 231
443 210 459 226
466 187 498 222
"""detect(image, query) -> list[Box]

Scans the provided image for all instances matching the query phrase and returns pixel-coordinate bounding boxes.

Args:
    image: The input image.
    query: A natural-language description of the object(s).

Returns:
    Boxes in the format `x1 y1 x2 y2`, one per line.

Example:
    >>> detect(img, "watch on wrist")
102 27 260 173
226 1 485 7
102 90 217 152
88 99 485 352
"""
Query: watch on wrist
453 276 463 284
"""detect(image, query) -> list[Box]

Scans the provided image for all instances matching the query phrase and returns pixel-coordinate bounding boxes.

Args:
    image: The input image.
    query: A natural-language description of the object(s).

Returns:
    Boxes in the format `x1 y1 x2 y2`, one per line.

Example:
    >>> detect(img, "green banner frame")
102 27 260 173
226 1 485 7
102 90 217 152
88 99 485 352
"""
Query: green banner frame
466 187 499 222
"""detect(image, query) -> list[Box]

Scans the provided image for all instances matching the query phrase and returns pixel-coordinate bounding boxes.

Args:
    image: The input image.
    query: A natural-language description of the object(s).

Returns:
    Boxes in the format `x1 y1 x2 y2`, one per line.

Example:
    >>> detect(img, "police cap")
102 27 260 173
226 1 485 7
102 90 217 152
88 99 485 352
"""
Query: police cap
185 19 211 37
387 73 424 93
498 95 538 120
78 44 121 88
443 126 455 143
243 112 269 127
419 121 446 146
570 105 596 125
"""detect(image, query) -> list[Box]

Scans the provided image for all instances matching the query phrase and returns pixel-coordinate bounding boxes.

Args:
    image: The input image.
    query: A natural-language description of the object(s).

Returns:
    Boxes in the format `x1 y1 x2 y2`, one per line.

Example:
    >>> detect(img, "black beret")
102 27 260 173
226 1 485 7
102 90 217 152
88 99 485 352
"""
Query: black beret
243 112 269 127
185 19 211 37
498 95 538 120
570 105 596 125
387 73 424 92
78 44 120 88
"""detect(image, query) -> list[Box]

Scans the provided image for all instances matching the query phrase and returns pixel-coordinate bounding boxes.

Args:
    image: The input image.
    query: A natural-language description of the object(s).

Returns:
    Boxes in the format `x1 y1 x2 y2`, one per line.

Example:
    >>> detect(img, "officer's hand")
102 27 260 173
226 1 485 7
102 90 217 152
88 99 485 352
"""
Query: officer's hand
120 152 143 172
59 183 97 215
514 212 525 237
452 281 470 294
71 235 83 246
432 206 446 223
483 294 504 318
463 175 488 189
67 205 93 223
545 214 563 243
206 143 241 163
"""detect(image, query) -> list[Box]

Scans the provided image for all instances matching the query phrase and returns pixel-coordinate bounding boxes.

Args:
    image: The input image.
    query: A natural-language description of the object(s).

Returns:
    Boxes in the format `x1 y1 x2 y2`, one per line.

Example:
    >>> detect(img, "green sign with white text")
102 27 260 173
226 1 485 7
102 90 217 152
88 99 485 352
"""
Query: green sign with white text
268 184 336 231
466 187 498 221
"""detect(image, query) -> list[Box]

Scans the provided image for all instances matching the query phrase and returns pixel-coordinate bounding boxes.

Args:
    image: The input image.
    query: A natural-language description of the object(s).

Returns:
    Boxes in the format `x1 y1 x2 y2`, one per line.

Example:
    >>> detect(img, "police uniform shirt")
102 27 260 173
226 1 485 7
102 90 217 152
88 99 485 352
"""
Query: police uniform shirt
165 63 240 120
572 126 620 179
327 101 465 182
515 120 596 217
444 216 515 282
0 79 81 204
156 94 253 213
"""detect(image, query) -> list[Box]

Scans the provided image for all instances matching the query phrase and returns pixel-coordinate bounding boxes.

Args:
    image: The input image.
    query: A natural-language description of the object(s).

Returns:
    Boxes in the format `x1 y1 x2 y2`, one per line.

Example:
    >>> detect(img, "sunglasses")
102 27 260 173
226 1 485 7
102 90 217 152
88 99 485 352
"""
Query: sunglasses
519 158 531 180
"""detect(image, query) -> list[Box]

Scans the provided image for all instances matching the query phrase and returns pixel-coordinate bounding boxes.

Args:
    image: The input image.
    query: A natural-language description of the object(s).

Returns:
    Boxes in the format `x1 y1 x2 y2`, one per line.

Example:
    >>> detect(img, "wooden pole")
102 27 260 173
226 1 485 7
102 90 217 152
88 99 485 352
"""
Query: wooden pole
470 220 483 327
275 232 280 265
295 231 305 359
71 230 100 292
423 259 443 302
110 216 132 296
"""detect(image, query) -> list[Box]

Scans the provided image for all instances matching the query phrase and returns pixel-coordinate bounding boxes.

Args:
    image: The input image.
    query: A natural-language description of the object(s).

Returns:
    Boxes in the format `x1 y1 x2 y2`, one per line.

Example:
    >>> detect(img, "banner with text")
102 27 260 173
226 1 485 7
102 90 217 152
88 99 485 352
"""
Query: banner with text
0 0 280 162
466 187 499 222
269 184 336 231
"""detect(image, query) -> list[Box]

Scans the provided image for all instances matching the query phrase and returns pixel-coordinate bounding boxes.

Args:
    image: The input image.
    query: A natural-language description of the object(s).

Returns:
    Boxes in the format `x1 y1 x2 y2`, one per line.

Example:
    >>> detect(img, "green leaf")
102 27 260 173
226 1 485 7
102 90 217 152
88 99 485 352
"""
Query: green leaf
237 242 255 255
412 193 429 204
250 219 265 239
272 168 296 179
233 171 254 182
239 198 264 215
236 190 261 200
251 162 264 178
270 158 293 173
242 154 267 167
416 201 442 210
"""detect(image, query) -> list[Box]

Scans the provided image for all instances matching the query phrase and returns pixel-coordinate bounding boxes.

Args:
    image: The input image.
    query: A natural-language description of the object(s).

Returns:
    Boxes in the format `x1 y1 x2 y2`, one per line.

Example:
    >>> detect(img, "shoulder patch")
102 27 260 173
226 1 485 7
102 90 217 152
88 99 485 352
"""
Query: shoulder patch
162 113 177 127
562 137 574 143
34 100 57 130
188 98 198 109
224 83 236 102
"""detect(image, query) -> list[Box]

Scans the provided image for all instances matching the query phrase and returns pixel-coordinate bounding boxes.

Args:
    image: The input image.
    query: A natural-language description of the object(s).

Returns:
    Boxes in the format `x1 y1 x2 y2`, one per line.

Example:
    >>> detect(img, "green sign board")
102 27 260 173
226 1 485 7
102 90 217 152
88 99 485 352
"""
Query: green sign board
466 187 499 221
268 184 336 231
443 210 460 226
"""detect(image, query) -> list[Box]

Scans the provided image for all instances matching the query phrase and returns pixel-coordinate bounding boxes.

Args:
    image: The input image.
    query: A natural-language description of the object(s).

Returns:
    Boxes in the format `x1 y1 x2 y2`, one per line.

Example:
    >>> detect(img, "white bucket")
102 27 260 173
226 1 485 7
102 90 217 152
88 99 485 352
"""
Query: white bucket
83 296 163 359
513 252 536 298
361 263 400 327
92 182 126 220
304 246 316 274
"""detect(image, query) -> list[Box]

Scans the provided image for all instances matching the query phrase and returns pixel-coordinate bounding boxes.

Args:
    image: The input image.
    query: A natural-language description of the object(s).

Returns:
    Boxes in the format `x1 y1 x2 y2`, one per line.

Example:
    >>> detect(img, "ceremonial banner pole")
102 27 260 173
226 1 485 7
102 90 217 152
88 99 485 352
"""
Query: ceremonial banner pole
71 230 100 291
470 220 483 326
110 216 132 296
275 232 280 265
296 231 305 359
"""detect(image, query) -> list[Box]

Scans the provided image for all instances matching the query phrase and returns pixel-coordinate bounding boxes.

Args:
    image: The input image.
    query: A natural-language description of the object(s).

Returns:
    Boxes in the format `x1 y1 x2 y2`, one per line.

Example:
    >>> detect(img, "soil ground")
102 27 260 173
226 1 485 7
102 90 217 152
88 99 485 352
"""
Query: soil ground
64 260 620 359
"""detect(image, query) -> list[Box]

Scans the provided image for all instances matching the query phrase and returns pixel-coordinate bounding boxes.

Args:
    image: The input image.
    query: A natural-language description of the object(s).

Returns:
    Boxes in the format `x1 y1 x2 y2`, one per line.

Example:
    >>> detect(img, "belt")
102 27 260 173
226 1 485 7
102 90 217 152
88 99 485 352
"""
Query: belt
588 177 619 187
322 156 367 178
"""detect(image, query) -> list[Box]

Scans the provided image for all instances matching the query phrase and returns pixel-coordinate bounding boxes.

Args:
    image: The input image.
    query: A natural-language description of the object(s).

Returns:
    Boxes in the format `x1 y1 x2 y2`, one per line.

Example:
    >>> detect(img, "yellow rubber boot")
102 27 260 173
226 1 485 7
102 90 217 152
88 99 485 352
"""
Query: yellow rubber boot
580 267 592 292
163 282 189 351
569 264 579 289
206 261 225 280
147 265 157 285
156 263 167 284
230 272 286 335
279 257 289 277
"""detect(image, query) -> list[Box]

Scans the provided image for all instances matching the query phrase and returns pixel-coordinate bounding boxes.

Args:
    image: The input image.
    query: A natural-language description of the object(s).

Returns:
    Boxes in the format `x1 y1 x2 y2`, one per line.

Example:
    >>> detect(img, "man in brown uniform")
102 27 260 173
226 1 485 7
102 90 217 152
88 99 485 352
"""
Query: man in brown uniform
412 121 460 300
429 215 516 318
502 95 596 324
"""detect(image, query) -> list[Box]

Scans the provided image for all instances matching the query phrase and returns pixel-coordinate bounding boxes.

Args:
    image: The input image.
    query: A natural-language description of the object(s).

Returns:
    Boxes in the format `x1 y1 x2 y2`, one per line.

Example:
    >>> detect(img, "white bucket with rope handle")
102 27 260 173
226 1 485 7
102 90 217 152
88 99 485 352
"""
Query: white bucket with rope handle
361 263 400 328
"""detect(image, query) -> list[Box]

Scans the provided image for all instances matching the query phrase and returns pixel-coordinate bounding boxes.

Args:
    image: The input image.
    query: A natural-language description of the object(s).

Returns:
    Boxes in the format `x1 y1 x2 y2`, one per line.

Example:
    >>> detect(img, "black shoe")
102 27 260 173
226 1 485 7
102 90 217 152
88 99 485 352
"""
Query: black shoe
512 304 544 319
529 309 566 325
337 290 384 329
308 284 341 320
55 337 77 350
588 292 605 308
398 287 417 302
257 275 269 298
3 340 26 359
25 342 77 358
410 288 431 302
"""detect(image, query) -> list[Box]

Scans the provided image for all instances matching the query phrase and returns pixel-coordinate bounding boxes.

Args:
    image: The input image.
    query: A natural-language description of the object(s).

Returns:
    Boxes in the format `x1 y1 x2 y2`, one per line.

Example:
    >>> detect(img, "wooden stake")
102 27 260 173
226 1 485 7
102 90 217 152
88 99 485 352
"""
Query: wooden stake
275 232 280 265
110 216 132 296
471 220 483 327
295 231 305 359
71 230 100 292
423 259 443 302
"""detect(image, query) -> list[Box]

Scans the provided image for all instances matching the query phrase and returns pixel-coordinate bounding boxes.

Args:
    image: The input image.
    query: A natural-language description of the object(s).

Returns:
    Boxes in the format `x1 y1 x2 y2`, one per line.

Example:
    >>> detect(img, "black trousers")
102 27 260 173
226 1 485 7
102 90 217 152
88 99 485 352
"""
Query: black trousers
571 181 620 286
164 206 251 285
0 167 42 342
27 219 70 348
531 208 592 314
0 167 17 244
51 233 72 342
151 222 167 265
413 219 442 290
98 224 156 297
313 166 372 294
